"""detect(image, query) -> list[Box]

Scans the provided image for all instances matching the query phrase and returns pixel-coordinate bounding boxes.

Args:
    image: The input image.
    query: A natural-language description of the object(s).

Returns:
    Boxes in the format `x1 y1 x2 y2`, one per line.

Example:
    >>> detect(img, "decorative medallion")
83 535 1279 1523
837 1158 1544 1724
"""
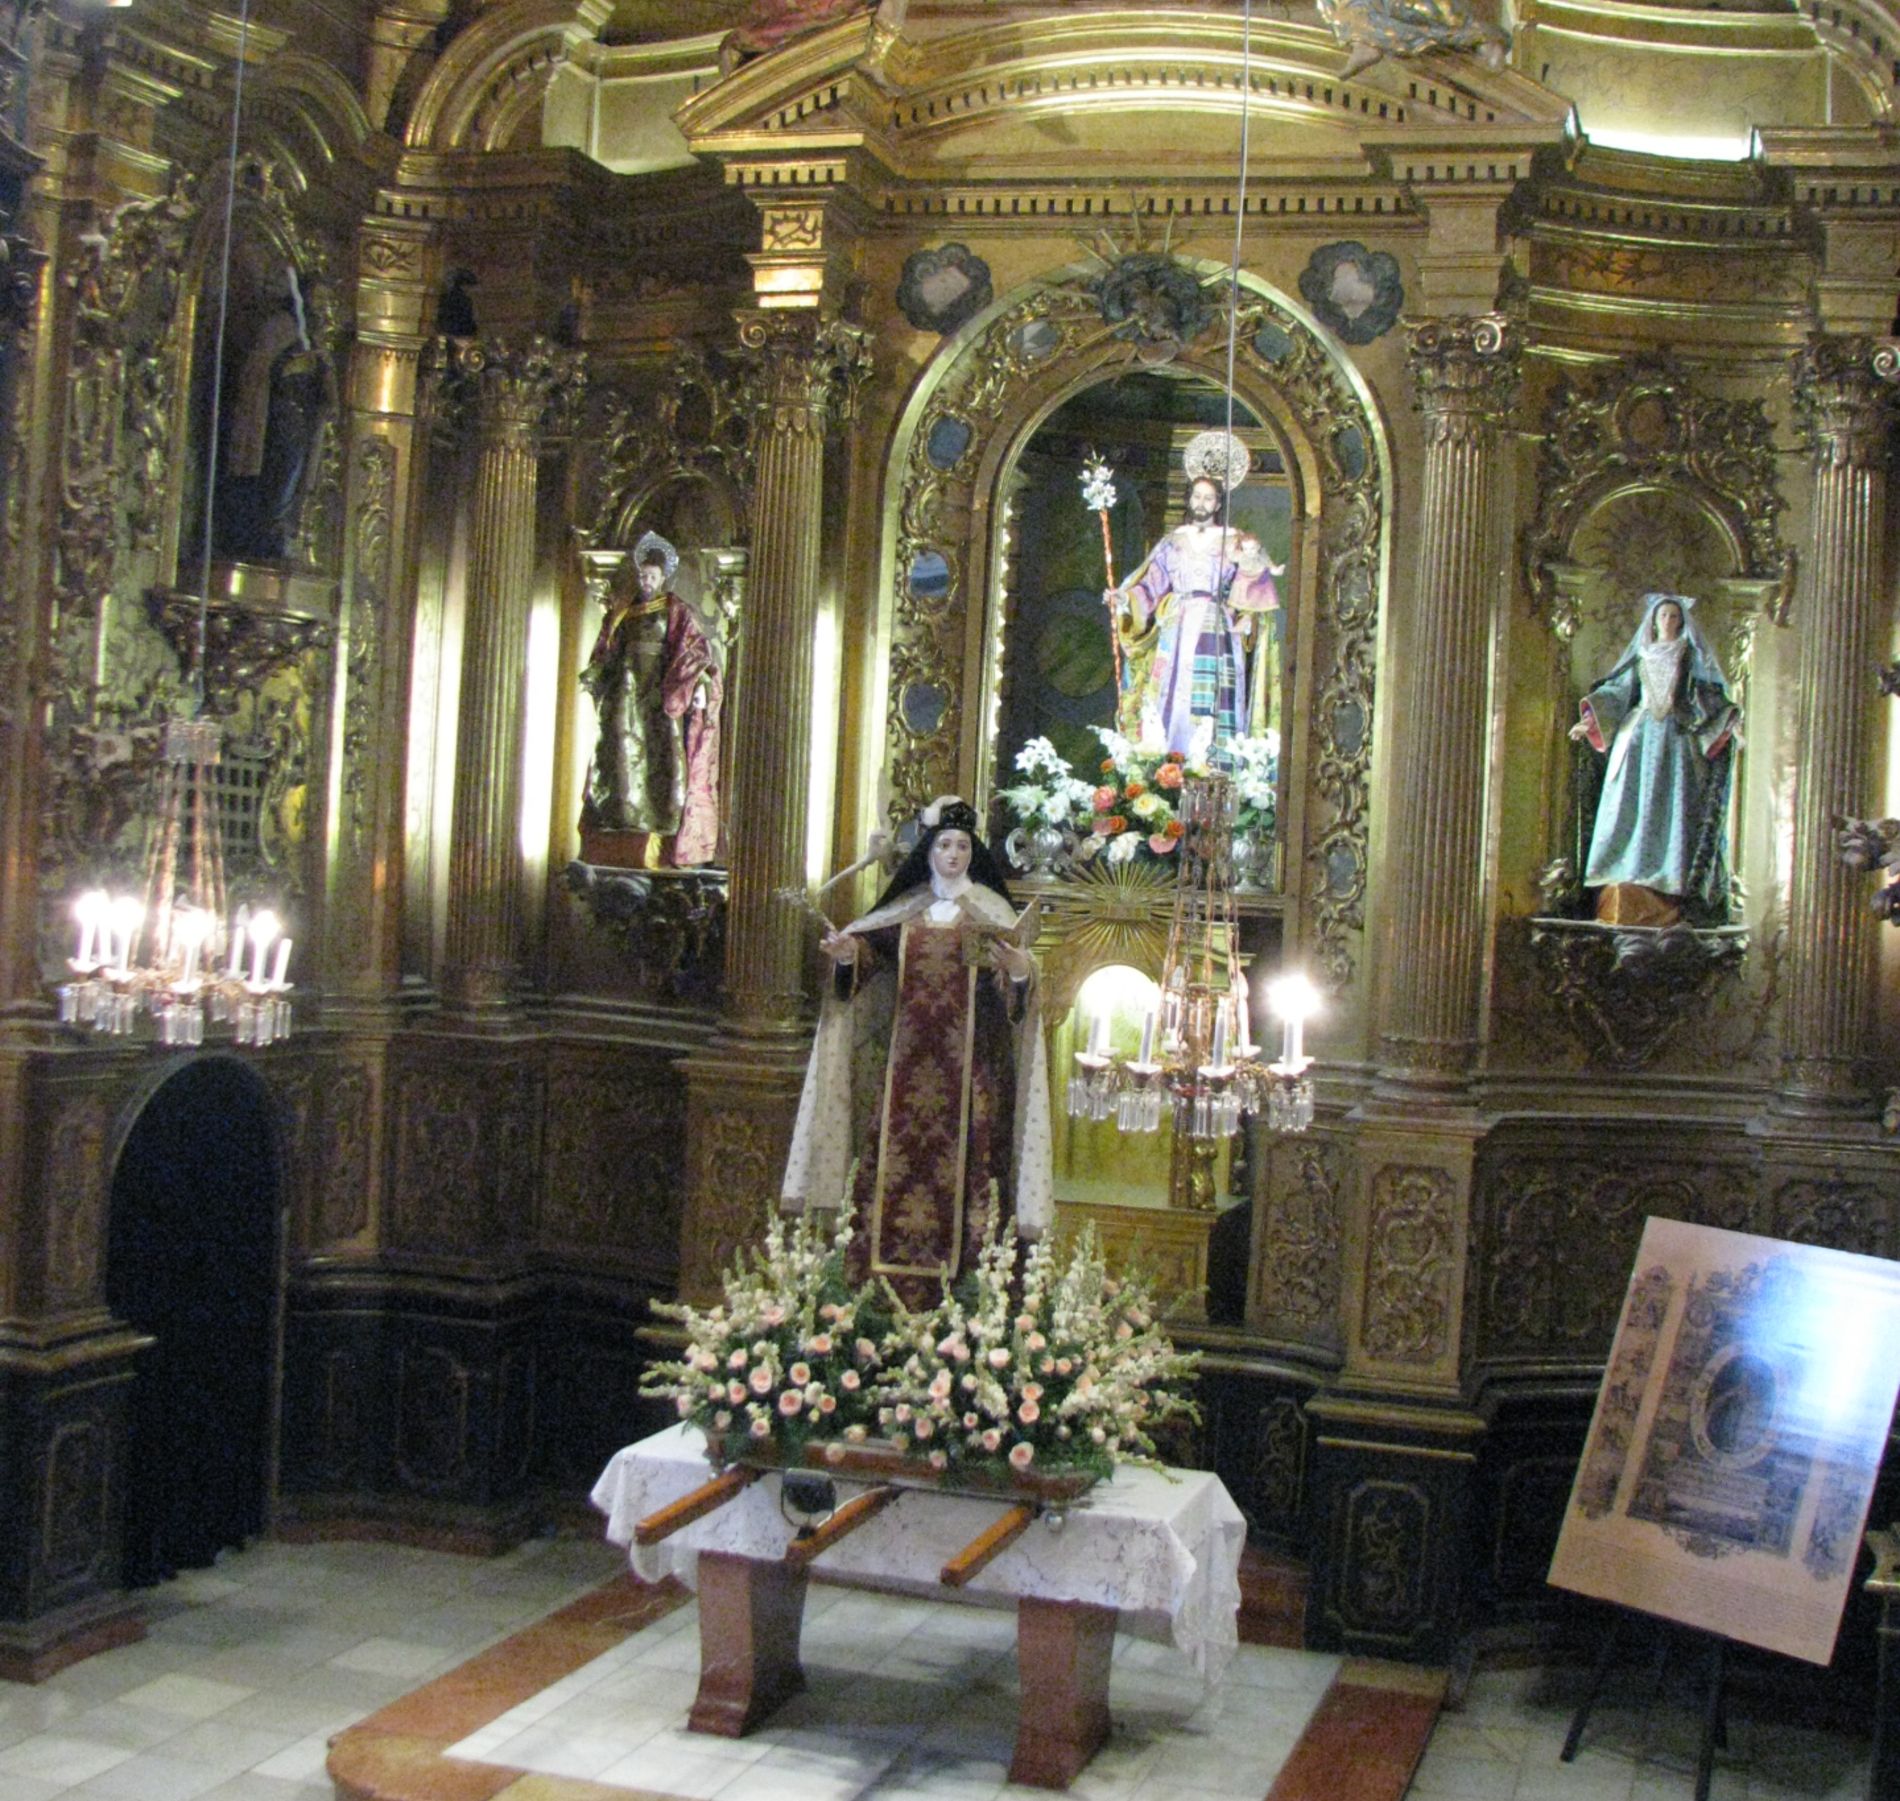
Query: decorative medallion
1087 252 1216 364
1297 242 1403 346
895 242 994 336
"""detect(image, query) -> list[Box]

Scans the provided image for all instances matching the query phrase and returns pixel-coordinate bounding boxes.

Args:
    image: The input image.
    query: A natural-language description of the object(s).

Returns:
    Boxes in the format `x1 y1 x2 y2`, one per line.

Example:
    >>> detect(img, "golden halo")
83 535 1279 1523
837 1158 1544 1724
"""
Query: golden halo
1182 430 1251 492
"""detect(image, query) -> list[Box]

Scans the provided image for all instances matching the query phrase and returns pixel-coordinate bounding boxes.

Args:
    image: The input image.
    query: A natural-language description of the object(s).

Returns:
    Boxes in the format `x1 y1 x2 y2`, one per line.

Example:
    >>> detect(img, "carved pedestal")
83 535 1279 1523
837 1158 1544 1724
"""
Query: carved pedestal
0 1328 148 1682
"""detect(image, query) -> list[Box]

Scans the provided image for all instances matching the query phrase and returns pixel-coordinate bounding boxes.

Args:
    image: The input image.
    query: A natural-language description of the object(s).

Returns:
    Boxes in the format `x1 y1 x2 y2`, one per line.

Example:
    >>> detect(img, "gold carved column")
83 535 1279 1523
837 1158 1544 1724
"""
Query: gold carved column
1376 314 1518 1095
677 307 869 1302
435 336 584 1015
324 223 433 1017
1777 335 1896 1113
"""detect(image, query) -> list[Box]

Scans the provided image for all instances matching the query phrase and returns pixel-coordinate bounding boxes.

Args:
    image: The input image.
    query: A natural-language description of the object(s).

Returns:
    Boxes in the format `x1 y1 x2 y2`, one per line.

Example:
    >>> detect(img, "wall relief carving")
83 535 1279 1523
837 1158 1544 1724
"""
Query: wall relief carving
1339 1478 1431 1636
1521 353 1791 640
1477 1150 1756 1361
1362 1164 1455 1365
1257 1131 1346 1336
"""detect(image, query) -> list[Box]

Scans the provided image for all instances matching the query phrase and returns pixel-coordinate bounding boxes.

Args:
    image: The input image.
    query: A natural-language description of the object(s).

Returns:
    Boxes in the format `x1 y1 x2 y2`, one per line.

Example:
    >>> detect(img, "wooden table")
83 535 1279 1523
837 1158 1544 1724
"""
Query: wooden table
593 1426 1245 1791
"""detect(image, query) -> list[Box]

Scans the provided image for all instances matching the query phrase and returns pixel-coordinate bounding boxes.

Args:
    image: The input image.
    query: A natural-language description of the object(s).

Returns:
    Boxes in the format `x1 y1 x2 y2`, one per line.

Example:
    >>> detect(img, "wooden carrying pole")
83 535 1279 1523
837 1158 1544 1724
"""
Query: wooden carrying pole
633 1466 762 1546
782 1485 901 1569
939 1503 1036 1589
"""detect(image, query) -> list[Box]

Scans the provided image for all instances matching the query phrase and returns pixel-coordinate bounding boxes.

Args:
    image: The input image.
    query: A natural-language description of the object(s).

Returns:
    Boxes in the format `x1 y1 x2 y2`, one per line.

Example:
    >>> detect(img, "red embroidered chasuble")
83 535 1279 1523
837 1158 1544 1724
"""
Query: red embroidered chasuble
846 919 1014 1306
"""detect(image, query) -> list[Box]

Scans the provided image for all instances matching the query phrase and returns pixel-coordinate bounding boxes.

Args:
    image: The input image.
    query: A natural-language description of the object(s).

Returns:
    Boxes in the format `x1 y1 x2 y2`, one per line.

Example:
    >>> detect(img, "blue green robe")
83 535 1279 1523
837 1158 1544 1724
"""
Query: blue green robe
1578 617 1737 916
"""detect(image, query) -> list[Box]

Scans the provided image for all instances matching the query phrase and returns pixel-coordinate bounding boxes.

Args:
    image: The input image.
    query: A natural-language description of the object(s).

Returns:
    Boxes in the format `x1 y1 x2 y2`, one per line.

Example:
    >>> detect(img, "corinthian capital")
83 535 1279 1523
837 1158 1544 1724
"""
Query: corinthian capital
428 334 586 447
736 310 873 438
1404 313 1518 445
1796 334 1897 470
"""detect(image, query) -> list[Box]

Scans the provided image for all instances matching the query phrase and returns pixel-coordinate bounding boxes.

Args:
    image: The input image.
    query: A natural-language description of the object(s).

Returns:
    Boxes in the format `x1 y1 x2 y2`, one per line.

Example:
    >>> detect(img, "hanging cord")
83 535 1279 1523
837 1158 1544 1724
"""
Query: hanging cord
191 0 255 719
1221 0 1255 471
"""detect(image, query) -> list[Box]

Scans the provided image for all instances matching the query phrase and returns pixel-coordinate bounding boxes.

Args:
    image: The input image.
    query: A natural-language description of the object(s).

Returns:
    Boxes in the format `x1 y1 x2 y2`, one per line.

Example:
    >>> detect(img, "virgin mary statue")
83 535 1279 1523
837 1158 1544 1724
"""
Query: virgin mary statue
1569 592 1739 924
781 798 1053 1307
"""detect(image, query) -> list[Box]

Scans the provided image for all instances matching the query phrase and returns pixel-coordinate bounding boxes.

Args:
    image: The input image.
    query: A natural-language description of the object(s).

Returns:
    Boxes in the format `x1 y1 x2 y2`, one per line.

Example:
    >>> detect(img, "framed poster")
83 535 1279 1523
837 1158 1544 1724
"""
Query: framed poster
1549 1216 1900 1664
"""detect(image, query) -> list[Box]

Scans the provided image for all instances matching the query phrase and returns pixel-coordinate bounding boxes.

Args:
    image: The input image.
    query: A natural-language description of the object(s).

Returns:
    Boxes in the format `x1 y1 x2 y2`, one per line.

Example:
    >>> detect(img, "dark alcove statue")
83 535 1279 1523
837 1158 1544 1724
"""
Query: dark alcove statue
213 263 331 564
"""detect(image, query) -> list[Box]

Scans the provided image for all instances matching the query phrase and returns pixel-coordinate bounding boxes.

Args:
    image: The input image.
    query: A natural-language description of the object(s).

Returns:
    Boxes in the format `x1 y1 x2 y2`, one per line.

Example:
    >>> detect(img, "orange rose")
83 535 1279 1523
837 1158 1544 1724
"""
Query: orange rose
1155 764 1183 790
1123 780 1145 799
1103 815 1127 835
1100 759 1116 774
1164 818 1185 839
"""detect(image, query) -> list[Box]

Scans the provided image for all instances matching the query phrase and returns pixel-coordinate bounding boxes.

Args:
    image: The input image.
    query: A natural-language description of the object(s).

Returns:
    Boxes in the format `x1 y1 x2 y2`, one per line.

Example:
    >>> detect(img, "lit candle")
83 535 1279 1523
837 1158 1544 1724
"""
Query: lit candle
249 910 280 988
1210 998 1229 1069
227 905 250 977
73 890 108 968
271 937 291 988
109 896 143 974
1137 1003 1156 1066
1268 972 1321 1072
176 909 209 986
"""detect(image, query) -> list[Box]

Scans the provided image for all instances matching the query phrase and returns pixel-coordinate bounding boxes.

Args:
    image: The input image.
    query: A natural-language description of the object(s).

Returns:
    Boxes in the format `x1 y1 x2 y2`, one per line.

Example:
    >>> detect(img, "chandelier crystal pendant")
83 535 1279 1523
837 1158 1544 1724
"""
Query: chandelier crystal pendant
1064 775 1317 1142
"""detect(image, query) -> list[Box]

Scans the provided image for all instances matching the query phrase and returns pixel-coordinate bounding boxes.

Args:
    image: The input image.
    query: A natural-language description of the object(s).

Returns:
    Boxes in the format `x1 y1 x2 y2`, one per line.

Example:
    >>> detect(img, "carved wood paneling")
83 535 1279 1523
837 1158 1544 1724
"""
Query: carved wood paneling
1362 1165 1455 1365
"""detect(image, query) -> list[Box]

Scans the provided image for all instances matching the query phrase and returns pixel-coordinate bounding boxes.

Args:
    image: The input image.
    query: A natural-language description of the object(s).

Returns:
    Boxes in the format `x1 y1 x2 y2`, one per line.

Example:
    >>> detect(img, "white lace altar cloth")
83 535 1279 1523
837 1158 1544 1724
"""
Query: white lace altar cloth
591 1425 1246 1680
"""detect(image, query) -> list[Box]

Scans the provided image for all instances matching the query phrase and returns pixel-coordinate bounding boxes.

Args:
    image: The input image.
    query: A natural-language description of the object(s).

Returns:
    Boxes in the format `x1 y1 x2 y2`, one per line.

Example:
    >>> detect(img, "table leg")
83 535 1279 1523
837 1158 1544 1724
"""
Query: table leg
687 1551 809 1737
1010 1597 1117 1789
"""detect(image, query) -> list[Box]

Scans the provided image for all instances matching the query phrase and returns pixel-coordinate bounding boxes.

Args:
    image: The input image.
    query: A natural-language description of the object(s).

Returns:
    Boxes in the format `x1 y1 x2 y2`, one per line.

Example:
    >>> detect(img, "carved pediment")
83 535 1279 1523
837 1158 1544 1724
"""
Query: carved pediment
675 4 1572 189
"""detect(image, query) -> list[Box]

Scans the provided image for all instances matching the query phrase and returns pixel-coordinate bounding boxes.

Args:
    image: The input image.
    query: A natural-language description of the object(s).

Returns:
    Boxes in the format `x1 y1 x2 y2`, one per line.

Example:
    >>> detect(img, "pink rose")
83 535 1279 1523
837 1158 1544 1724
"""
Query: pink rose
928 1369 953 1400
777 1390 802 1416
789 1362 812 1385
1093 784 1118 810
914 1416 935 1439
980 1429 1002 1453
728 1350 748 1371
749 1367 774 1395
807 1334 833 1355
928 1450 948 1471
1009 1442 1035 1470
988 1347 1010 1368
1148 833 1175 855
1018 1399 1040 1424
855 1337 878 1362
1022 1383 1043 1402
841 1370 861 1391
675 1394 692 1417
818 1393 837 1414
727 1381 747 1405
1026 1332 1046 1352
750 1417 772 1439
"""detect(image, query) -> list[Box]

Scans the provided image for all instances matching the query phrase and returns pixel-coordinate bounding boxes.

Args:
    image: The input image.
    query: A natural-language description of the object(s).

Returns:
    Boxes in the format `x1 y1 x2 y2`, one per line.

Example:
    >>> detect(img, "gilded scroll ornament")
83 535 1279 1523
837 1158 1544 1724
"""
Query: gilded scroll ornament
1362 1165 1455 1364
562 861 727 1001
1526 917 1748 1069
1794 333 1898 471
342 437 395 852
1521 354 1790 639
1259 1134 1346 1334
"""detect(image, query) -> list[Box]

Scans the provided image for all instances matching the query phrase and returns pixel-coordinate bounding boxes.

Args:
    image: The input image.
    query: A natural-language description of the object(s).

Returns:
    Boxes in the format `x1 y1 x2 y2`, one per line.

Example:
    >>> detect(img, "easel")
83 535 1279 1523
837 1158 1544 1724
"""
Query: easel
1562 1605 1731 1801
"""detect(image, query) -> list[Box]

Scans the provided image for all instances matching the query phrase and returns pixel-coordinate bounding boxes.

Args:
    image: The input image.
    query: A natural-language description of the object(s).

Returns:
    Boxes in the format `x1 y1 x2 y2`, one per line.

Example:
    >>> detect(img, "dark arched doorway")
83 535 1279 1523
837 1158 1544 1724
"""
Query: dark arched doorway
107 1057 280 1586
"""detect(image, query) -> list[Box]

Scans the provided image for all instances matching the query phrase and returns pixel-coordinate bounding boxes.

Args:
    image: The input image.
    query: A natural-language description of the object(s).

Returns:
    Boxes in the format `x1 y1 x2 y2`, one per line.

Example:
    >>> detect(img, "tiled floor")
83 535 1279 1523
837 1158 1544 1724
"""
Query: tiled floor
444 1584 1341 1799
0 1535 1877 1801
0 1533 629 1801
1415 1658 1872 1801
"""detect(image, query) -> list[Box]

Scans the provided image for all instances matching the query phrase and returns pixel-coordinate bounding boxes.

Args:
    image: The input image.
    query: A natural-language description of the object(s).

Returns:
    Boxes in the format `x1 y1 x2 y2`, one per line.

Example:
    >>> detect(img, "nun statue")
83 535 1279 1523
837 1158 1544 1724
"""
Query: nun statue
1568 592 1739 926
781 798 1053 1307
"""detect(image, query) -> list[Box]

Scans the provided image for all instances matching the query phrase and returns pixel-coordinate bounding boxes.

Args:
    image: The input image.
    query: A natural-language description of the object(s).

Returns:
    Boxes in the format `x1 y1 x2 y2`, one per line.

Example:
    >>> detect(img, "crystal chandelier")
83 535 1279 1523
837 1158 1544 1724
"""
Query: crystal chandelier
58 719 293 1046
1065 775 1316 1141
54 0 292 1049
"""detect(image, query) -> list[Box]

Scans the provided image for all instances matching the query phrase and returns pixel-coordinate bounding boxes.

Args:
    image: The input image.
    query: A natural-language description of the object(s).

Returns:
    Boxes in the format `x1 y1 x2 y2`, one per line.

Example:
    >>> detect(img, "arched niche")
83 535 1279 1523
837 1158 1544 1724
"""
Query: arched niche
175 171 343 586
882 265 1388 992
1524 357 1791 929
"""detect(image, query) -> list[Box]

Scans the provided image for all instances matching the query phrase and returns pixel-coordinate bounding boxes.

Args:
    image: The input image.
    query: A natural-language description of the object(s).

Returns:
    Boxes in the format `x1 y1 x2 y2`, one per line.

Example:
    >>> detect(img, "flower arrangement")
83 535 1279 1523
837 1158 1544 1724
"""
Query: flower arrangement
641 1201 889 1457
642 1196 1199 1490
867 1215 1199 1485
997 736 1098 835
999 726 1278 869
